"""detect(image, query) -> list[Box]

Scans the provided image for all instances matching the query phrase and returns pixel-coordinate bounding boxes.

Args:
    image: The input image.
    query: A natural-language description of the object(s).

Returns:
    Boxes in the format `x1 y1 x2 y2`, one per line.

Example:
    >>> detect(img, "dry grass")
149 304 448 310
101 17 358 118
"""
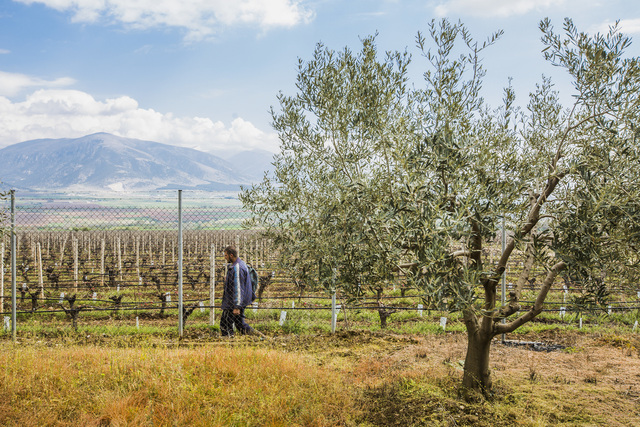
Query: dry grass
0 341 355 426
1 330 639 426
350 331 640 426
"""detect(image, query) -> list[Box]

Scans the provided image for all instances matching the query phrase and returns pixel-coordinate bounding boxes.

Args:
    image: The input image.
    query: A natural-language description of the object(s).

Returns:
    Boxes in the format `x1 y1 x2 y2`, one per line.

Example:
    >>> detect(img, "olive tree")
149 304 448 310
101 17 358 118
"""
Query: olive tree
242 35 414 303
241 18 640 397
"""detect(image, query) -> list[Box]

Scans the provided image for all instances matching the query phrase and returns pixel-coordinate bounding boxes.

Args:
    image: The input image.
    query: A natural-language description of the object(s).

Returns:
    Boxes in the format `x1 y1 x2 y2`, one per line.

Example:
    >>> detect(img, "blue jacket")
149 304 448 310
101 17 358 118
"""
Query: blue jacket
222 258 254 309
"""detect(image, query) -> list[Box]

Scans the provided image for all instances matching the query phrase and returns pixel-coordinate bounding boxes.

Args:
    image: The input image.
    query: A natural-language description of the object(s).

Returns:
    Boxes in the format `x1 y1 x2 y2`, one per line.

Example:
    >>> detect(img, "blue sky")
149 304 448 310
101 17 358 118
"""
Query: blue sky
1 0 639 156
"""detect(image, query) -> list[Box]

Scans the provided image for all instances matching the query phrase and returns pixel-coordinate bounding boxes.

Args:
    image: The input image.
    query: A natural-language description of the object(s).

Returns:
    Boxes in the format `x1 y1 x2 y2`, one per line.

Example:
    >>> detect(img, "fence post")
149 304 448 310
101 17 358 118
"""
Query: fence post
331 269 337 334
10 190 16 342
210 244 215 326
178 190 184 337
501 215 506 344
1 242 4 314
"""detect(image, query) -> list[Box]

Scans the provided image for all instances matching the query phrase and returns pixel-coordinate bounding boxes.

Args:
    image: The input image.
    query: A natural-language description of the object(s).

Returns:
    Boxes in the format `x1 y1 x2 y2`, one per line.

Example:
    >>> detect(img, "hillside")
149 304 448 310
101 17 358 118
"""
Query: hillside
0 133 272 192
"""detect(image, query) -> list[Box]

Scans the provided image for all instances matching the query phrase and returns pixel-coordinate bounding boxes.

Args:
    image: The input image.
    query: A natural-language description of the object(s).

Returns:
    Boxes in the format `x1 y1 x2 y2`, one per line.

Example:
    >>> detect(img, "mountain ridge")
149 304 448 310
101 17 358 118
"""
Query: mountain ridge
0 133 273 192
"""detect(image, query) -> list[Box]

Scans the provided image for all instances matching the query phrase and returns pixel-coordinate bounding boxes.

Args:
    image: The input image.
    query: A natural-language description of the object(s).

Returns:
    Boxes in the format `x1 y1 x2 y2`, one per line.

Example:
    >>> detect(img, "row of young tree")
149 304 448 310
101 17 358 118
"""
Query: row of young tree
241 18 640 397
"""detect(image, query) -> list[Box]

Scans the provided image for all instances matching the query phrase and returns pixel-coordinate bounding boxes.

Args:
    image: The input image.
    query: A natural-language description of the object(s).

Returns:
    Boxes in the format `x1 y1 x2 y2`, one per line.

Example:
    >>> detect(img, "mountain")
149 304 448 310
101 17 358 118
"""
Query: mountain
0 133 269 192
226 149 275 182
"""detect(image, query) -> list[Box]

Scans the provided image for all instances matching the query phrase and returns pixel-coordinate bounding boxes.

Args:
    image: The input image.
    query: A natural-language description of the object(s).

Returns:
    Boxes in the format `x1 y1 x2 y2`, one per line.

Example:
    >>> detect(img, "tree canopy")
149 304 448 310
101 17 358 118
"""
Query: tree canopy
241 18 640 395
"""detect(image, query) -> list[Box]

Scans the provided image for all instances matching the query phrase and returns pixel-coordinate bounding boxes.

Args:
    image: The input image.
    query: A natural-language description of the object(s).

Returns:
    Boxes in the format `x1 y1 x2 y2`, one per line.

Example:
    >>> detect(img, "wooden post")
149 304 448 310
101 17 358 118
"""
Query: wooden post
59 236 67 266
87 235 92 264
254 239 258 270
162 236 166 266
117 237 122 282
136 237 140 278
101 239 105 287
73 238 78 290
37 242 44 298
31 239 37 275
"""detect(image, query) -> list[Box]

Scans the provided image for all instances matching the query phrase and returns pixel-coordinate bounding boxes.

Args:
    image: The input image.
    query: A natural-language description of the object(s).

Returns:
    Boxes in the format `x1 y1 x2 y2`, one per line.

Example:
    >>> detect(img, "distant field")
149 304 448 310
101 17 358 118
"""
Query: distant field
2 191 248 230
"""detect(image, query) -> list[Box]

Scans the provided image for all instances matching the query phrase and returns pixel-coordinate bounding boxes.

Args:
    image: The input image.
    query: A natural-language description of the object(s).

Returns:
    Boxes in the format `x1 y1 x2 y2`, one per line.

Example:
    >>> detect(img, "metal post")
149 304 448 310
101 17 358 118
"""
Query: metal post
210 243 215 326
10 190 16 342
331 268 337 334
178 190 184 337
1 242 4 316
501 215 506 343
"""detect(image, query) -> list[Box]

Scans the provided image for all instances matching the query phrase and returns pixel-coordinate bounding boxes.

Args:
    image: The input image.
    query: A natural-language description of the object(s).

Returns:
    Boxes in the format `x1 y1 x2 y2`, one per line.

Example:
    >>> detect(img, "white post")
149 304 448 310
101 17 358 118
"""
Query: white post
331 290 337 334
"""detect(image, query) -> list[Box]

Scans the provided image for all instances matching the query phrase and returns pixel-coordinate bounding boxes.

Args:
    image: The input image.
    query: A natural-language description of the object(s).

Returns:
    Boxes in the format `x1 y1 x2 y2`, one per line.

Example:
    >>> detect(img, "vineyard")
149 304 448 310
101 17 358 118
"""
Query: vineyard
1 191 640 338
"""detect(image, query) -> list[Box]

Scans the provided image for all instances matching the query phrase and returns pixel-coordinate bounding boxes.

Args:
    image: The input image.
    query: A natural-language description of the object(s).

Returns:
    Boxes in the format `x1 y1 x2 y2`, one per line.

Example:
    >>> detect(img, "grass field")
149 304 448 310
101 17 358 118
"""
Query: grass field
1 209 639 425
1 326 639 426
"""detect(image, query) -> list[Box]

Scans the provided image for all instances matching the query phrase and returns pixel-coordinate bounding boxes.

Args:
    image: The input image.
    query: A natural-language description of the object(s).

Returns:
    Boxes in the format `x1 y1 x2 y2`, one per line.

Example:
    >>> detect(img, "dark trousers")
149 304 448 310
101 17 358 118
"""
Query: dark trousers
220 308 252 337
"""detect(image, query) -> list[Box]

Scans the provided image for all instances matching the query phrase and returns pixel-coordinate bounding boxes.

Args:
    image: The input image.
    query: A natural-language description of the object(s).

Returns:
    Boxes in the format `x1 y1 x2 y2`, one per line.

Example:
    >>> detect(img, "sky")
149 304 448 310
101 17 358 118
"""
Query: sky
1 0 639 157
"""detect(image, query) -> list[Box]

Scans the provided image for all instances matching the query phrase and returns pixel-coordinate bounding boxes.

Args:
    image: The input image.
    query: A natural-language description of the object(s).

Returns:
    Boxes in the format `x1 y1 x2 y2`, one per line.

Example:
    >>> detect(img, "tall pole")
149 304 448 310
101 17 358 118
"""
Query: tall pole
501 215 506 343
210 244 215 326
1 242 4 316
331 268 337 334
10 190 17 342
178 190 184 337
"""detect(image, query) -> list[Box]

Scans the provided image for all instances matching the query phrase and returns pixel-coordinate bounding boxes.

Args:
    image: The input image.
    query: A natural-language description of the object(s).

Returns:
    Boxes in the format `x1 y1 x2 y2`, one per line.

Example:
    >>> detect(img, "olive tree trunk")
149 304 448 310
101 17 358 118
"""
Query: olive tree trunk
461 324 494 395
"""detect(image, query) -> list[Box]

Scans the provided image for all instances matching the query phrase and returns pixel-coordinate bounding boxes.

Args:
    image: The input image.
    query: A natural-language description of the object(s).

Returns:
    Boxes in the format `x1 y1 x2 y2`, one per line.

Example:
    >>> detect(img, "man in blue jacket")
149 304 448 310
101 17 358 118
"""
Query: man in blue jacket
221 245 258 337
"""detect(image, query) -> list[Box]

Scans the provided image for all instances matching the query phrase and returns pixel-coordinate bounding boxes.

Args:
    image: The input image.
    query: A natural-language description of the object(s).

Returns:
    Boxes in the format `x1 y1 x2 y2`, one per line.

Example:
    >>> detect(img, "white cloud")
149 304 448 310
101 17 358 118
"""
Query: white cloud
15 0 314 40
593 19 640 35
0 71 76 97
434 0 566 18
0 88 280 153
0 49 10 54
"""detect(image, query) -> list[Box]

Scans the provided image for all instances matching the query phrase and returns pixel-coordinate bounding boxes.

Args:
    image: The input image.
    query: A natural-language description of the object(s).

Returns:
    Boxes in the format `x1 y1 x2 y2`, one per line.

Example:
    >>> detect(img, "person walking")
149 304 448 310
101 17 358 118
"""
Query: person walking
220 245 261 337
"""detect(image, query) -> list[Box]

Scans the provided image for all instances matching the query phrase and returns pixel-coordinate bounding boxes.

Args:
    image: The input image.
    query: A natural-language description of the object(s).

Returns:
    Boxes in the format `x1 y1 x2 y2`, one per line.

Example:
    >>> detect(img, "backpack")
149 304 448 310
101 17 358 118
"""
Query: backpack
248 266 259 302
